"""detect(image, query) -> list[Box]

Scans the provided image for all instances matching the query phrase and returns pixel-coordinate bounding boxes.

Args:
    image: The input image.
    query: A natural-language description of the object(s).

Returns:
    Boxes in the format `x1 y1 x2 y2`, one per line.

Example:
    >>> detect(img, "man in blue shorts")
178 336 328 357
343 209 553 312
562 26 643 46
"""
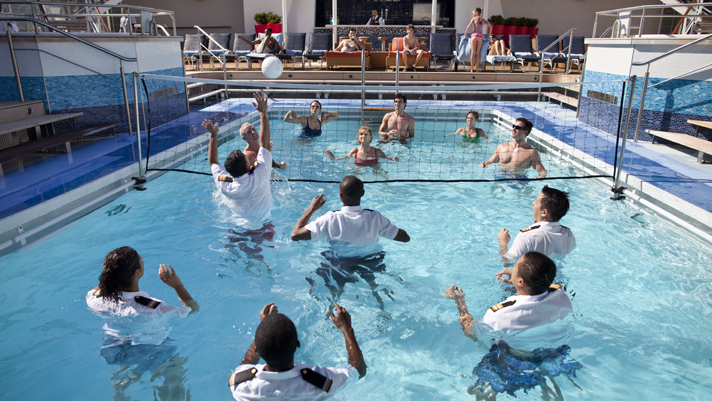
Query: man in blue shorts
479 117 547 179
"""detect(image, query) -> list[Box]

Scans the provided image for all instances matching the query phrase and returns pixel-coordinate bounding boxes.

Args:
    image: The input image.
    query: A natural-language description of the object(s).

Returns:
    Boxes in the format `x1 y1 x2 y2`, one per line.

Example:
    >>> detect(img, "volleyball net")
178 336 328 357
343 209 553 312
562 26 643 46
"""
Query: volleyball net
137 73 629 184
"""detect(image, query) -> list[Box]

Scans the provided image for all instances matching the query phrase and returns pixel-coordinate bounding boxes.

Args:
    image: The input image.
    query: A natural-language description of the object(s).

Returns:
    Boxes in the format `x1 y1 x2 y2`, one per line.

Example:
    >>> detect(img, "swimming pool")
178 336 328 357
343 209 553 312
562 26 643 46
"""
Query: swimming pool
1 114 711 400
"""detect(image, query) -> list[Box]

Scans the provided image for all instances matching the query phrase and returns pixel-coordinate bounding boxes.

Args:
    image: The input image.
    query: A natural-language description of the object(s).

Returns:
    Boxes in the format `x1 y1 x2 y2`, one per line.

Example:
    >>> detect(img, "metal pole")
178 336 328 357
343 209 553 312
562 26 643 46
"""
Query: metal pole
361 50 365 125
613 75 637 199
395 50 400 87
633 71 649 142
639 8 645 37
120 64 133 136
132 72 145 185
565 30 573 74
222 56 228 99
592 14 598 38
5 23 24 102
431 0 437 30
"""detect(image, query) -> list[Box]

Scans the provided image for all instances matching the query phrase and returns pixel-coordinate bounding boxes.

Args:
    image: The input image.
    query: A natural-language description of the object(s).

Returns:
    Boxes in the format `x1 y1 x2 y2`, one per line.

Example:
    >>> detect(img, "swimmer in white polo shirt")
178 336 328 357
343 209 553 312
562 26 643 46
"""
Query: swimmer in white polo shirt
497 185 576 264
291 175 410 308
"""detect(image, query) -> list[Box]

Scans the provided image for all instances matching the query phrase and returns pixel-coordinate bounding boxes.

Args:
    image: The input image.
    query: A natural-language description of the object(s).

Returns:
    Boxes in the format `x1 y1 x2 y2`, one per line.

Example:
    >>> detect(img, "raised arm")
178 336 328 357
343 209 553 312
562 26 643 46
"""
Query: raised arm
159 264 199 313
284 110 304 125
236 34 258 46
203 119 220 165
240 303 278 365
328 303 367 378
496 228 511 257
252 92 270 149
321 111 340 125
479 144 501 168
443 286 477 341
291 194 326 241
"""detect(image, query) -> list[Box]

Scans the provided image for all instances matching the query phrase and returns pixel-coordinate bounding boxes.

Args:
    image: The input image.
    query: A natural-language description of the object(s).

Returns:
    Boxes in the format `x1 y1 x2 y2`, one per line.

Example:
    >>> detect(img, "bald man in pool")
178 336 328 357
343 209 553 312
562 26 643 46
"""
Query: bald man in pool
479 117 547 179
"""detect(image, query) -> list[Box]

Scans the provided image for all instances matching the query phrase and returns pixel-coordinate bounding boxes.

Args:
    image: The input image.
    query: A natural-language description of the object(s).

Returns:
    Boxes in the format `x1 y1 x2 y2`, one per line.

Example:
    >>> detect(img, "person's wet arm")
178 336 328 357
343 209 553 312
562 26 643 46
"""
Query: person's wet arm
328 303 367 378
479 145 501 168
444 286 476 340
291 195 326 241
240 303 278 365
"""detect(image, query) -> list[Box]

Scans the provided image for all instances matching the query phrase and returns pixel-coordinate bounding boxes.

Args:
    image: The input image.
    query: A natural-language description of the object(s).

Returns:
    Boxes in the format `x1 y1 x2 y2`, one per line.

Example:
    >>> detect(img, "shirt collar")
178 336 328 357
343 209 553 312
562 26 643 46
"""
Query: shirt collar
254 364 302 380
534 221 561 228
341 205 363 212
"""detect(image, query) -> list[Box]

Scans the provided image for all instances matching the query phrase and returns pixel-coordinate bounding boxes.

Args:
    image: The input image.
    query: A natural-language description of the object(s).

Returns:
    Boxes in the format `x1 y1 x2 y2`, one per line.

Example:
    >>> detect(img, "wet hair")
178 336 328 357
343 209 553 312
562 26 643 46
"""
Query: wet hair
225 150 248 178
517 252 557 295
255 313 299 366
516 117 533 135
265 28 272 36
540 185 570 222
466 111 479 120
394 94 407 105
98 246 141 304
310 100 322 109
406 24 414 31
340 175 364 205
475 8 482 15
356 126 372 142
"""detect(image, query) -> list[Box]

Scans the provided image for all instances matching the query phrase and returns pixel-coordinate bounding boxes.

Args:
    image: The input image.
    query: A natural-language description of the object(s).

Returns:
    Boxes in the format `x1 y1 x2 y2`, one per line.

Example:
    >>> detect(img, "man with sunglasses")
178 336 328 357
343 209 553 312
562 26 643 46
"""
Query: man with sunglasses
478 118 547 179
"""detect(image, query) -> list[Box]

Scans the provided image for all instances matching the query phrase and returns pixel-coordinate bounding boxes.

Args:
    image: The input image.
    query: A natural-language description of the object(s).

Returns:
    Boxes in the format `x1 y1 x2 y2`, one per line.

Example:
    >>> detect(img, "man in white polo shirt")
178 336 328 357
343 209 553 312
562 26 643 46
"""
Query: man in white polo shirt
497 185 576 263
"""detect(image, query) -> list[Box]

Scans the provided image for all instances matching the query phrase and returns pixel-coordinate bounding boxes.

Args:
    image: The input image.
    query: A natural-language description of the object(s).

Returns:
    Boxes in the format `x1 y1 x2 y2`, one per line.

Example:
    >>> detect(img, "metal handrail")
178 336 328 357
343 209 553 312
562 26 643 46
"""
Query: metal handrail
593 2 712 37
537 27 576 100
193 25 228 52
0 16 137 61
632 32 712 65
193 25 228 98
0 1 174 15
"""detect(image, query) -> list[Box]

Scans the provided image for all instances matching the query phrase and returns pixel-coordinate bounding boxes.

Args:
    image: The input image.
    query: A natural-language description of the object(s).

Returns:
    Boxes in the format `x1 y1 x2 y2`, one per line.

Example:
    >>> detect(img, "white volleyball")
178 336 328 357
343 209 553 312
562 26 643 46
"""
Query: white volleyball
261 56 283 79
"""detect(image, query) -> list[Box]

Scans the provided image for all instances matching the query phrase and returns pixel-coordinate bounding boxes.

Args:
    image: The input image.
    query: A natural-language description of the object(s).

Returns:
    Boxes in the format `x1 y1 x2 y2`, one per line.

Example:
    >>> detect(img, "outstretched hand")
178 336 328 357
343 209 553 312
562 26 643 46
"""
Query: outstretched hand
497 228 510 244
159 264 184 289
252 92 268 113
495 268 513 284
327 303 352 331
308 194 326 212
325 150 336 160
260 302 278 320
202 119 219 136
443 285 465 300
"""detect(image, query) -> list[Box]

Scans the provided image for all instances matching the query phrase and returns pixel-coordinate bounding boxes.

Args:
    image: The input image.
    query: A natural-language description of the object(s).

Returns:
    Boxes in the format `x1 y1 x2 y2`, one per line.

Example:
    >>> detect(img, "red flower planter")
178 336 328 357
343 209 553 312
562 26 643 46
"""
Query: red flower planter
516 26 528 35
502 26 516 47
255 23 282 34
491 24 504 35
528 27 539 38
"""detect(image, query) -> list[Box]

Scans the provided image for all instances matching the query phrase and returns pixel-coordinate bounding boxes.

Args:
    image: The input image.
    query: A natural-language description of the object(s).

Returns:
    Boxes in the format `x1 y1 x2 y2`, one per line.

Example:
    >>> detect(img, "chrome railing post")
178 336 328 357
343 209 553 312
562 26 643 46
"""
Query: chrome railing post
132 72 145 186
633 71 649 143
361 50 366 124
5 22 24 102
120 64 133 136
639 8 646 37
613 75 637 199
395 50 400 87
565 30 573 74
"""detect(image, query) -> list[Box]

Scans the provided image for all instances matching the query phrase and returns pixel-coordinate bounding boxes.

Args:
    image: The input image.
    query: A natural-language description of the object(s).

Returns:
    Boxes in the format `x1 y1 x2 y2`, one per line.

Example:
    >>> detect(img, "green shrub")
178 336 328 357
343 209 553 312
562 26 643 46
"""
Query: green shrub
254 11 281 24
526 18 539 28
504 17 517 26
488 15 504 25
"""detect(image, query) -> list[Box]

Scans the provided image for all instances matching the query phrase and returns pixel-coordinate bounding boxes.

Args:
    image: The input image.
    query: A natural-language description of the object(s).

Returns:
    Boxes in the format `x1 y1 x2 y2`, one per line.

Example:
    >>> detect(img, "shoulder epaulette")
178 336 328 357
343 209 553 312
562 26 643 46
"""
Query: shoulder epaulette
490 300 516 312
363 208 374 212
520 225 540 232
217 176 233 183
548 284 562 292
134 296 161 309
300 368 333 392
228 367 257 387
561 225 570 230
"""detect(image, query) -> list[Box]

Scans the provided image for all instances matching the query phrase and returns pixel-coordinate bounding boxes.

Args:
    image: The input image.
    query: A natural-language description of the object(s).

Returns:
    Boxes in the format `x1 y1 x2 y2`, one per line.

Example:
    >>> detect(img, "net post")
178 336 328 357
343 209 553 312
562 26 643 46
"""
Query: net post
120 64 133 136
612 75 636 200
395 51 400 87
633 71 649 143
132 72 146 190
361 50 366 124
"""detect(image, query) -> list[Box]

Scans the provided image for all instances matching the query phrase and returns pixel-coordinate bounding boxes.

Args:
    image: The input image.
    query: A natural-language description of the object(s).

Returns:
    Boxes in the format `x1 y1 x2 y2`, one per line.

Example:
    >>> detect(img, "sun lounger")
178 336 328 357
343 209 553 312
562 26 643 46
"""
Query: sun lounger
456 35 490 71
387 37 431 70
277 33 306 69
429 33 456 71
303 32 331 69
226 33 255 70
183 34 205 70
509 34 542 72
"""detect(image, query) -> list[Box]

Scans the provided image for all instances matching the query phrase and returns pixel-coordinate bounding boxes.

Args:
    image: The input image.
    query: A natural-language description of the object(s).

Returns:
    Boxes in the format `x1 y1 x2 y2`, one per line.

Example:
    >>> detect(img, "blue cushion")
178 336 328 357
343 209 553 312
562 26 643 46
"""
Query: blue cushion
183 51 201 56
539 52 558 58
514 52 532 57
232 50 251 56
487 55 516 63
282 49 302 55
307 33 332 52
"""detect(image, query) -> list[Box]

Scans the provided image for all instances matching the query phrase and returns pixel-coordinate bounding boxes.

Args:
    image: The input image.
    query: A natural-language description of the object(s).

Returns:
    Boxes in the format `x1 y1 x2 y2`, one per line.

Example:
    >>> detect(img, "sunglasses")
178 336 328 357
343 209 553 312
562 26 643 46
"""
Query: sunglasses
512 124 526 131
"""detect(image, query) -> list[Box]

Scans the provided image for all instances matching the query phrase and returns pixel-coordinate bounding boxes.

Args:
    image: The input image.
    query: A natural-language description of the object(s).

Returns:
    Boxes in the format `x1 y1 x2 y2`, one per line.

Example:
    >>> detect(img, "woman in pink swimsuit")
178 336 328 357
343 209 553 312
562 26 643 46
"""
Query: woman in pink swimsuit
325 126 398 167
465 8 491 73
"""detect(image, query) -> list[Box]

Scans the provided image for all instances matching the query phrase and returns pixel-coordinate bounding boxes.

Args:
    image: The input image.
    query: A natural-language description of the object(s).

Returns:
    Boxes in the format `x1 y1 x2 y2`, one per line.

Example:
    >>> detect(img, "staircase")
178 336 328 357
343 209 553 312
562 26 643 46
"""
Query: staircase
659 0 712 34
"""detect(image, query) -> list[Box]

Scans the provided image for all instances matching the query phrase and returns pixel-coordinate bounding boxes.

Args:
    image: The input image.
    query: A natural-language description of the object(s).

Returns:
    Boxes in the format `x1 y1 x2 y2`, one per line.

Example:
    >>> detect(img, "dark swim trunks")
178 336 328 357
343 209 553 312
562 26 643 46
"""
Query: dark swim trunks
472 341 582 396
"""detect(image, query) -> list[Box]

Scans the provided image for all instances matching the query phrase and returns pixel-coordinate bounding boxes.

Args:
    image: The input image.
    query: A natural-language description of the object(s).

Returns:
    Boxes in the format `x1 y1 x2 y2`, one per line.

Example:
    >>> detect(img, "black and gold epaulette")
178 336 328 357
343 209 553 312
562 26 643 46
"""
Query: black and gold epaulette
548 284 562 292
134 296 161 309
520 225 540 233
228 367 257 387
490 300 516 312
217 176 233 183
300 368 333 392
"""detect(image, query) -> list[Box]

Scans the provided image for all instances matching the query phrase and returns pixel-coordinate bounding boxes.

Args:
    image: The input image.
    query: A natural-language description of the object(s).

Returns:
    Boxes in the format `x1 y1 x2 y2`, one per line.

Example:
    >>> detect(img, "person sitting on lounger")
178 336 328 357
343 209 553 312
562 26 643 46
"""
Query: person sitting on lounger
237 28 280 54
325 126 399 167
488 35 510 56
335 28 365 52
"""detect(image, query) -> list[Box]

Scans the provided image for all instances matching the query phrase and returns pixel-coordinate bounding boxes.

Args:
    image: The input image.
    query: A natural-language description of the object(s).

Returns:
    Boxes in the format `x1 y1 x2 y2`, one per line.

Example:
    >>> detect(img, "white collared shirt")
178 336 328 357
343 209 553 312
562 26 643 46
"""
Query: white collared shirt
305 205 400 257
212 147 273 227
480 287 573 333
504 221 576 262
230 363 357 401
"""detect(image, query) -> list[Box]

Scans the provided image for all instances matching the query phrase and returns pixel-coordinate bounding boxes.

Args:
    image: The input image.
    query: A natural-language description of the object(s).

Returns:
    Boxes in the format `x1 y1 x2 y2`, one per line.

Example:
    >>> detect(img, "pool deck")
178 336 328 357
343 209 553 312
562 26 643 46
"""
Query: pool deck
1 98 711 255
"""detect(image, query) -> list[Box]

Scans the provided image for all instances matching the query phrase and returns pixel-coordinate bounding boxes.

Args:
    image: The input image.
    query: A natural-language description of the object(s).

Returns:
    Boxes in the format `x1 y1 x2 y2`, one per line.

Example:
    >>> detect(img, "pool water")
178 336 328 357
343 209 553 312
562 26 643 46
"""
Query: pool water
1 119 712 400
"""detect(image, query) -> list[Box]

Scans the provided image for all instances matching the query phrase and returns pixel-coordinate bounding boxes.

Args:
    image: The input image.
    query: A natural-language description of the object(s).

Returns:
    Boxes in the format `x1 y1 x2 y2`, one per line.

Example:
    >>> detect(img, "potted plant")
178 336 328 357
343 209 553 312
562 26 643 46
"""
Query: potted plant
516 17 528 35
254 11 282 34
503 17 517 47
488 15 504 36
526 18 539 37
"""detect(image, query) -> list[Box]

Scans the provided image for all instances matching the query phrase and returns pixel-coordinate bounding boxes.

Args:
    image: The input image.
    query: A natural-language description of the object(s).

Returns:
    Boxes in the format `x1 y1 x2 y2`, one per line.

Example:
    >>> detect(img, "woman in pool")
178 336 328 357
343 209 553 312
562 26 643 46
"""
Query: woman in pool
284 100 340 138
325 126 398 166
465 8 491 73
445 111 489 143
87 246 198 319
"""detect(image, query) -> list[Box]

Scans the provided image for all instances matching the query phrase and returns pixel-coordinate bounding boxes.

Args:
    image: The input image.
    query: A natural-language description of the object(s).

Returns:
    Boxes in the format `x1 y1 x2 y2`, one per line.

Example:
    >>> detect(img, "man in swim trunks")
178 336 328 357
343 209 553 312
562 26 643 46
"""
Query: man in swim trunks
378 94 415 143
444 252 580 396
335 28 365 52
402 24 424 71
479 117 547 179
228 302 366 400
236 28 280 54
497 185 576 263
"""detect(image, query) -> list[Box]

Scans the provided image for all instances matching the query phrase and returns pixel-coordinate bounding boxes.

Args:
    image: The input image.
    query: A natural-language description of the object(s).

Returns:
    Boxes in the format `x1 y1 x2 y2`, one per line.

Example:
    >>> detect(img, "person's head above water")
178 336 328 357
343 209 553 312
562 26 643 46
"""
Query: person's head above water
512 251 557 295
357 126 373 144
466 111 479 126
534 185 570 222
394 94 407 113
98 246 143 303
255 313 300 369
340 175 365 206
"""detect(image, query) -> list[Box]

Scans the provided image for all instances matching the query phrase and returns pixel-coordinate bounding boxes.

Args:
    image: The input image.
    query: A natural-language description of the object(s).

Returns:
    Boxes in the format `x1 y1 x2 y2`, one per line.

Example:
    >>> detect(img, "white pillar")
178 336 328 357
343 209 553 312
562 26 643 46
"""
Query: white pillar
431 0 437 26
332 0 337 45
282 0 288 33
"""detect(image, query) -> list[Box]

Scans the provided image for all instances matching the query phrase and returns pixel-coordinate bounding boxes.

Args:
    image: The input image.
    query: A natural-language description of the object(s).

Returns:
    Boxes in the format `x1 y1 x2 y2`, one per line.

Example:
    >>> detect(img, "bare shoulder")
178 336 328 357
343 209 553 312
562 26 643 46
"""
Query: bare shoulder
404 112 415 122
347 147 359 156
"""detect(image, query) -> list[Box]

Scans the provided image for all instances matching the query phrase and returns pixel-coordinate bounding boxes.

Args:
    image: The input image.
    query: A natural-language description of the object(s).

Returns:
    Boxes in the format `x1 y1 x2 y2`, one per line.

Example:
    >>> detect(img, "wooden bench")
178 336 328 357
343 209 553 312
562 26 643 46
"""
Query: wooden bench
646 129 712 163
0 112 83 137
0 123 119 176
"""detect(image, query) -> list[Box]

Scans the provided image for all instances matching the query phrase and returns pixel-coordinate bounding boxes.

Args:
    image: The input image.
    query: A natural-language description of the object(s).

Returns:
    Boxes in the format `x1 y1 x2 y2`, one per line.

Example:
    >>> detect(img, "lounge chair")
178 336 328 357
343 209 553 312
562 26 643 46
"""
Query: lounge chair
325 37 370 69
509 34 542 72
455 35 490 72
205 33 231 70
183 34 205 70
535 34 560 72
226 33 255 70
552 36 586 73
245 32 284 70
277 32 306 70
386 37 430 70
429 33 456 71
303 32 331 69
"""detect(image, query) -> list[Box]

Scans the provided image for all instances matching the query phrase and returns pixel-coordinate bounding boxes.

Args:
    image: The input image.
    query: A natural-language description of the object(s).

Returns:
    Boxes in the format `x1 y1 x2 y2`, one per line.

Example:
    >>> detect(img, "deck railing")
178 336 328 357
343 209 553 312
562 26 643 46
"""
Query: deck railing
593 2 712 37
